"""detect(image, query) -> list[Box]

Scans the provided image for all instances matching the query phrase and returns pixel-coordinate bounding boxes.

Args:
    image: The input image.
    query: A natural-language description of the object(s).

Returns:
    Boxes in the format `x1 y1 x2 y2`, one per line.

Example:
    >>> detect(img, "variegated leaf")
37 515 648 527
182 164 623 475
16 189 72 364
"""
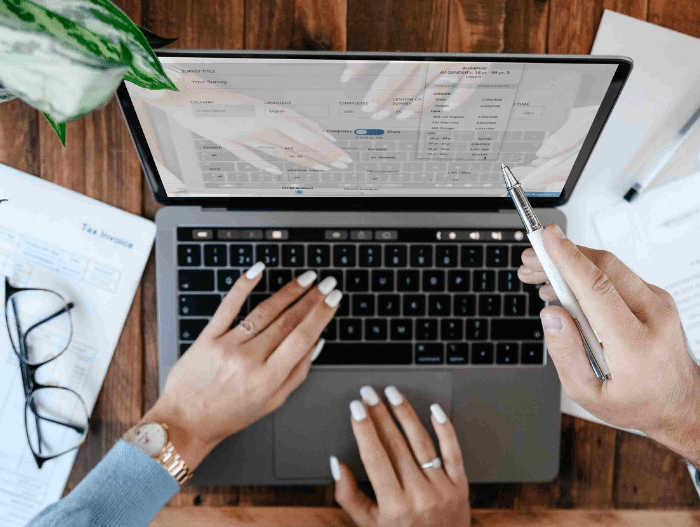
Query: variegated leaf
32 0 177 90
0 83 16 102
43 112 66 144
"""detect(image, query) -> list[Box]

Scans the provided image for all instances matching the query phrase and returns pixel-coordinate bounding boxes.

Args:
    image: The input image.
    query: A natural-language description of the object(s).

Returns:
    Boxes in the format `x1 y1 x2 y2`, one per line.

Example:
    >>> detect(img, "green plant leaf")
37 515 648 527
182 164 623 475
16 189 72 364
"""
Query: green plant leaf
31 0 178 91
43 112 66 145
137 25 177 49
0 83 16 102
0 4 129 122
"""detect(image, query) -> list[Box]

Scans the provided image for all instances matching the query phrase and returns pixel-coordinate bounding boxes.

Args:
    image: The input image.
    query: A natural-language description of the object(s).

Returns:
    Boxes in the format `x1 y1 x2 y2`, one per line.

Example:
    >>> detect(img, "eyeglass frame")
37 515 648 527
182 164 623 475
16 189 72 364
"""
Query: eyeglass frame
4 276 89 468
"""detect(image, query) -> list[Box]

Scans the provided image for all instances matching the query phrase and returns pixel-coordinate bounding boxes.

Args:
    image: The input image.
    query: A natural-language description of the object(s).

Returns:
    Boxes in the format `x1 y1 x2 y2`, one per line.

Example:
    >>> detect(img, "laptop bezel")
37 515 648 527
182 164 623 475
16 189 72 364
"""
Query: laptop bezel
116 50 632 211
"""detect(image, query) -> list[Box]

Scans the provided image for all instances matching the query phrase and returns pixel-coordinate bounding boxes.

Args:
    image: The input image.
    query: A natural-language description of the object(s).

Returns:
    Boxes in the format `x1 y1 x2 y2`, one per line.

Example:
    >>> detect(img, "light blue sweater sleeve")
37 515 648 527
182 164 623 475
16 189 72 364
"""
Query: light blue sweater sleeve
27 440 179 527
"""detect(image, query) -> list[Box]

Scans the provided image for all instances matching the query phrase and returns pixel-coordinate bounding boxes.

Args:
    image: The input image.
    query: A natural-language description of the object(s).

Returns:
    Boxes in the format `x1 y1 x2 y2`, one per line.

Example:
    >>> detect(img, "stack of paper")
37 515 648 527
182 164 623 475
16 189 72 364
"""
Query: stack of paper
0 163 155 526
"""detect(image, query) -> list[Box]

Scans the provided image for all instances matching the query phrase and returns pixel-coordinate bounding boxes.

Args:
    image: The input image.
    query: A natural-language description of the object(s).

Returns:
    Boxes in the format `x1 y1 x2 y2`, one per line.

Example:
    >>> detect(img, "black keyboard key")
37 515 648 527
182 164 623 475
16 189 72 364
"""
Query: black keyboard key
352 295 375 316
416 343 444 364
283 245 305 267
314 343 411 365
178 245 201 266
461 246 483 267
416 319 438 340
385 246 407 267
378 294 400 316
423 270 445 292
322 319 338 341
365 319 387 340
473 270 495 292
320 269 344 291
486 245 509 267
411 245 433 267
390 319 413 340
521 343 545 364
436 246 458 267
308 245 330 267
230 244 253 266
346 270 369 292
511 244 529 267
180 343 192 356
403 295 426 316
441 319 463 340
491 319 544 340
339 319 363 340
498 270 520 292
523 283 546 315
447 270 470 291
179 294 220 316
397 270 420 292
204 244 227 267
179 319 208 341
466 319 488 340
333 245 356 267
256 245 279 267
179 270 214 291
337 296 350 317
496 343 519 364
472 343 494 364
249 293 269 310
454 295 476 316
218 270 240 291
504 294 527 316
372 270 394 292
479 295 501 316
428 295 451 316
269 269 293 291
359 245 382 267
447 343 469 364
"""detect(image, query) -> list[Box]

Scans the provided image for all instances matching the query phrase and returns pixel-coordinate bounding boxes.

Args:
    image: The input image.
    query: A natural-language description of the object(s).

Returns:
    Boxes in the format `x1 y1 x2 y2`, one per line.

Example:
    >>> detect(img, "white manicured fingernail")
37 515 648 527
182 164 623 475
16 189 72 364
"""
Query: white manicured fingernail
445 102 458 111
553 224 566 238
311 338 325 362
325 290 343 307
321 130 337 142
339 155 353 164
296 270 317 287
331 161 348 169
520 266 531 275
318 276 337 295
372 110 391 120
384 386 403 406
349 400 367 421
430 403 447 424
340 68 353 83
245 261 265 279
312 164 329 171
362 102 378 113
360 385 379 406
264 167 282 174
397 110 414 119
330 455 342 481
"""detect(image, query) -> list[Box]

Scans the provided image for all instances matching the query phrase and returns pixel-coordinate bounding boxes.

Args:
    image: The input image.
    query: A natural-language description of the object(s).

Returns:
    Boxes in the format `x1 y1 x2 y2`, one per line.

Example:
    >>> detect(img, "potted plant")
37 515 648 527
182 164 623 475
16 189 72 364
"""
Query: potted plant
0 0 178 144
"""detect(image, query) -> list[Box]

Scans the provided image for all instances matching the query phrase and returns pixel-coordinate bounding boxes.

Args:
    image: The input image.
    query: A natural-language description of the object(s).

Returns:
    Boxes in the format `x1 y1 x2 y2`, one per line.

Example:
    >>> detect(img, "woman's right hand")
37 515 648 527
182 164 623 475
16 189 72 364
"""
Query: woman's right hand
519 224 700 464
331 386 470 527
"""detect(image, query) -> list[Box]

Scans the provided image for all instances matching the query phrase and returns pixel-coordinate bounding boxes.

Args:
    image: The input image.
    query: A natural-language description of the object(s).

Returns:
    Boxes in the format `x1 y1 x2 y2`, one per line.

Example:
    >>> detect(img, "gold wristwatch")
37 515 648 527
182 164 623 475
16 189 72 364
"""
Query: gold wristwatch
124 422 193 485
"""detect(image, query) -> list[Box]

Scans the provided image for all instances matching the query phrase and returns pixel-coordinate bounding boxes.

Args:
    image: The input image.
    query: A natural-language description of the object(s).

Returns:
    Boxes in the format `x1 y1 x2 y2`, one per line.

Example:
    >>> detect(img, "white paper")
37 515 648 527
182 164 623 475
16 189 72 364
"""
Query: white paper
0 163 155 526
556 10 700 427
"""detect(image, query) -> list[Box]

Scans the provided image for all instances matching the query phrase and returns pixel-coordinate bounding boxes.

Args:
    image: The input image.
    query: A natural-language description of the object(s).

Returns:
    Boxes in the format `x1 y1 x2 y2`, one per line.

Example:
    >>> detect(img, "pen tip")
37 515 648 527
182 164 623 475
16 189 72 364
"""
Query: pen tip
501 163 506 170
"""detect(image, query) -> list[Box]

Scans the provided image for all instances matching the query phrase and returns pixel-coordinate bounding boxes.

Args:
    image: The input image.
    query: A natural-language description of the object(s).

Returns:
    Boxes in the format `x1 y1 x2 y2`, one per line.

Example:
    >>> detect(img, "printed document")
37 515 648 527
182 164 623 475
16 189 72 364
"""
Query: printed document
0 163 155 526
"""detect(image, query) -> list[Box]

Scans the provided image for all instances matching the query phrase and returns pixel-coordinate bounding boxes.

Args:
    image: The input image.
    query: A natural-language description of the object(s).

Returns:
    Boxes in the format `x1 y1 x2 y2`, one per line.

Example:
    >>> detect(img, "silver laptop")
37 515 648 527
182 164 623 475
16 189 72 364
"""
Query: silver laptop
116 51 631 484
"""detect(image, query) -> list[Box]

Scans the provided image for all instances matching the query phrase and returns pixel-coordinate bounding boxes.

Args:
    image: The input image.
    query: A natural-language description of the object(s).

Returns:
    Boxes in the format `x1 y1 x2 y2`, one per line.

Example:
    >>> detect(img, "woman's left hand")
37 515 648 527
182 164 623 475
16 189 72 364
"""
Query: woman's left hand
331 386 470 527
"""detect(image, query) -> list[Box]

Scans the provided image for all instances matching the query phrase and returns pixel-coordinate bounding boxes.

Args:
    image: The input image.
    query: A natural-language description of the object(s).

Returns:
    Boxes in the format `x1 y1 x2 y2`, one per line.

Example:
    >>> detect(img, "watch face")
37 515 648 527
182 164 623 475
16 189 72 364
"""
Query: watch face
133 423 168 456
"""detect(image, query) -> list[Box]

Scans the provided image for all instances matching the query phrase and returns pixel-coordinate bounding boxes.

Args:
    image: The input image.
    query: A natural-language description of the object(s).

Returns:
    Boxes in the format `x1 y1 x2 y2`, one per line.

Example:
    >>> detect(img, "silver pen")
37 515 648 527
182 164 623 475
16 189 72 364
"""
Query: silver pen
501 164 611 382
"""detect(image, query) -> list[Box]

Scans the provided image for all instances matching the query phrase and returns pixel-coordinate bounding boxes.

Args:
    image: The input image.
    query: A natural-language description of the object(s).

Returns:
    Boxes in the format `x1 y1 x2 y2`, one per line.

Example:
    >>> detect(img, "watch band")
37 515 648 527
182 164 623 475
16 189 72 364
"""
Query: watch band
157 441 193 486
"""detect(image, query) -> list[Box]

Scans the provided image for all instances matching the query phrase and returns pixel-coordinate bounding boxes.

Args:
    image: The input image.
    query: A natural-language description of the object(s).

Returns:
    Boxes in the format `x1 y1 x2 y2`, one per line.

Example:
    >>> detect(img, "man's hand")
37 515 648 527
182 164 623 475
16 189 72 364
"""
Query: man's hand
519 224 700 464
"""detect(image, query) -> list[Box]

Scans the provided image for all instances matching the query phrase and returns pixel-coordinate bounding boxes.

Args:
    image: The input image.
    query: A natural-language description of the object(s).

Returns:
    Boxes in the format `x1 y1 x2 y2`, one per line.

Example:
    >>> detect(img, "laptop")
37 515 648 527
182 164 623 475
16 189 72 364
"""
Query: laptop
116 51 632 485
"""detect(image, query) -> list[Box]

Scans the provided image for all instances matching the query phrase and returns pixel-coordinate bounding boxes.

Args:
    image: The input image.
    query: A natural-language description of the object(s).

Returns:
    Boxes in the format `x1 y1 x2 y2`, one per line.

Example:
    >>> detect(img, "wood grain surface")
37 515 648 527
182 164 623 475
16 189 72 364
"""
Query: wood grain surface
1 0 699 519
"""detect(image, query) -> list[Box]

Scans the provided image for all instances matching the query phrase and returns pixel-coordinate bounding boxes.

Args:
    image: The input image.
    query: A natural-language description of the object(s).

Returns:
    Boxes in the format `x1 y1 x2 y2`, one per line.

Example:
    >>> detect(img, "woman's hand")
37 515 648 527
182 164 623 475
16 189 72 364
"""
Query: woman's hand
519 224 700 464
331 386 470 527
142 263 342 469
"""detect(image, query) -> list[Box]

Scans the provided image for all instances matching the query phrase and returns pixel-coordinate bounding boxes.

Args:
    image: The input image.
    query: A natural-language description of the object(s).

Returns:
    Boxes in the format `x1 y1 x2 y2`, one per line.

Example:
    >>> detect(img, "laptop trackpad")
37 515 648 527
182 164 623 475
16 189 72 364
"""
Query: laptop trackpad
274 370 453 479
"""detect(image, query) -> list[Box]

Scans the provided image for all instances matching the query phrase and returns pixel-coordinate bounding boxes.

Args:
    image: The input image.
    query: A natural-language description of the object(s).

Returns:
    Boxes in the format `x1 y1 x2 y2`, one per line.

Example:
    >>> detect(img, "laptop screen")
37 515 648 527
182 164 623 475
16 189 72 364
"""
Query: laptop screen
122 55 622 201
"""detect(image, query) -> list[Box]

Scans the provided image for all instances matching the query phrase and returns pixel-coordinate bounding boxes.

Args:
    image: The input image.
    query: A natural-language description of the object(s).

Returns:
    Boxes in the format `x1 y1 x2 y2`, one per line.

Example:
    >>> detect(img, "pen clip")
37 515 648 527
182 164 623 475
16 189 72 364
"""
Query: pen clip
572 317 611 382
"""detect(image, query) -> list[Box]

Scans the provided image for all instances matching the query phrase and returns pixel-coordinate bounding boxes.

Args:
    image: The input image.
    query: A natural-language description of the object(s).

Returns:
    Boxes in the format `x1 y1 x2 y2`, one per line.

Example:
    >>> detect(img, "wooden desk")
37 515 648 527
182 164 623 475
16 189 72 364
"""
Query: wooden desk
1 0 699 521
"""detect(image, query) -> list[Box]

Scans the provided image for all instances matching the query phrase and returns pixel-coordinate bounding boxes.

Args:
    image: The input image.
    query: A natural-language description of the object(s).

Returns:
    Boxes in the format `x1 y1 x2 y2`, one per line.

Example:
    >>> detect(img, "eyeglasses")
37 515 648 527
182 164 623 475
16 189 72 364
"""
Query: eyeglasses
4 277 89 468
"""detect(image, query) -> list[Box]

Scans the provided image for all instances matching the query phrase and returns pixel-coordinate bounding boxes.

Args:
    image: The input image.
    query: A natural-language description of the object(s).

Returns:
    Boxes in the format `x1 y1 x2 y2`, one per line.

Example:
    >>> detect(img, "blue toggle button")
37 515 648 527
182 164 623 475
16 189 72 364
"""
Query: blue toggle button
354 128 384 136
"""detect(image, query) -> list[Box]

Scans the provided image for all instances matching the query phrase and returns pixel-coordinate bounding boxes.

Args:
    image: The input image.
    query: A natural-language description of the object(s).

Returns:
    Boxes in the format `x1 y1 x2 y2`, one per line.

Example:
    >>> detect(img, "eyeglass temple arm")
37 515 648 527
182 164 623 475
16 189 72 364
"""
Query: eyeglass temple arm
20 302 75 356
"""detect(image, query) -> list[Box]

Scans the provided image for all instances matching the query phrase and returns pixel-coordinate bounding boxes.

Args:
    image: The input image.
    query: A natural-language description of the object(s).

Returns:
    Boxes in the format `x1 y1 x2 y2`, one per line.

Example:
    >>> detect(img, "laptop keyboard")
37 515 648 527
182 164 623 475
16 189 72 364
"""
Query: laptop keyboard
176 228 546 367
